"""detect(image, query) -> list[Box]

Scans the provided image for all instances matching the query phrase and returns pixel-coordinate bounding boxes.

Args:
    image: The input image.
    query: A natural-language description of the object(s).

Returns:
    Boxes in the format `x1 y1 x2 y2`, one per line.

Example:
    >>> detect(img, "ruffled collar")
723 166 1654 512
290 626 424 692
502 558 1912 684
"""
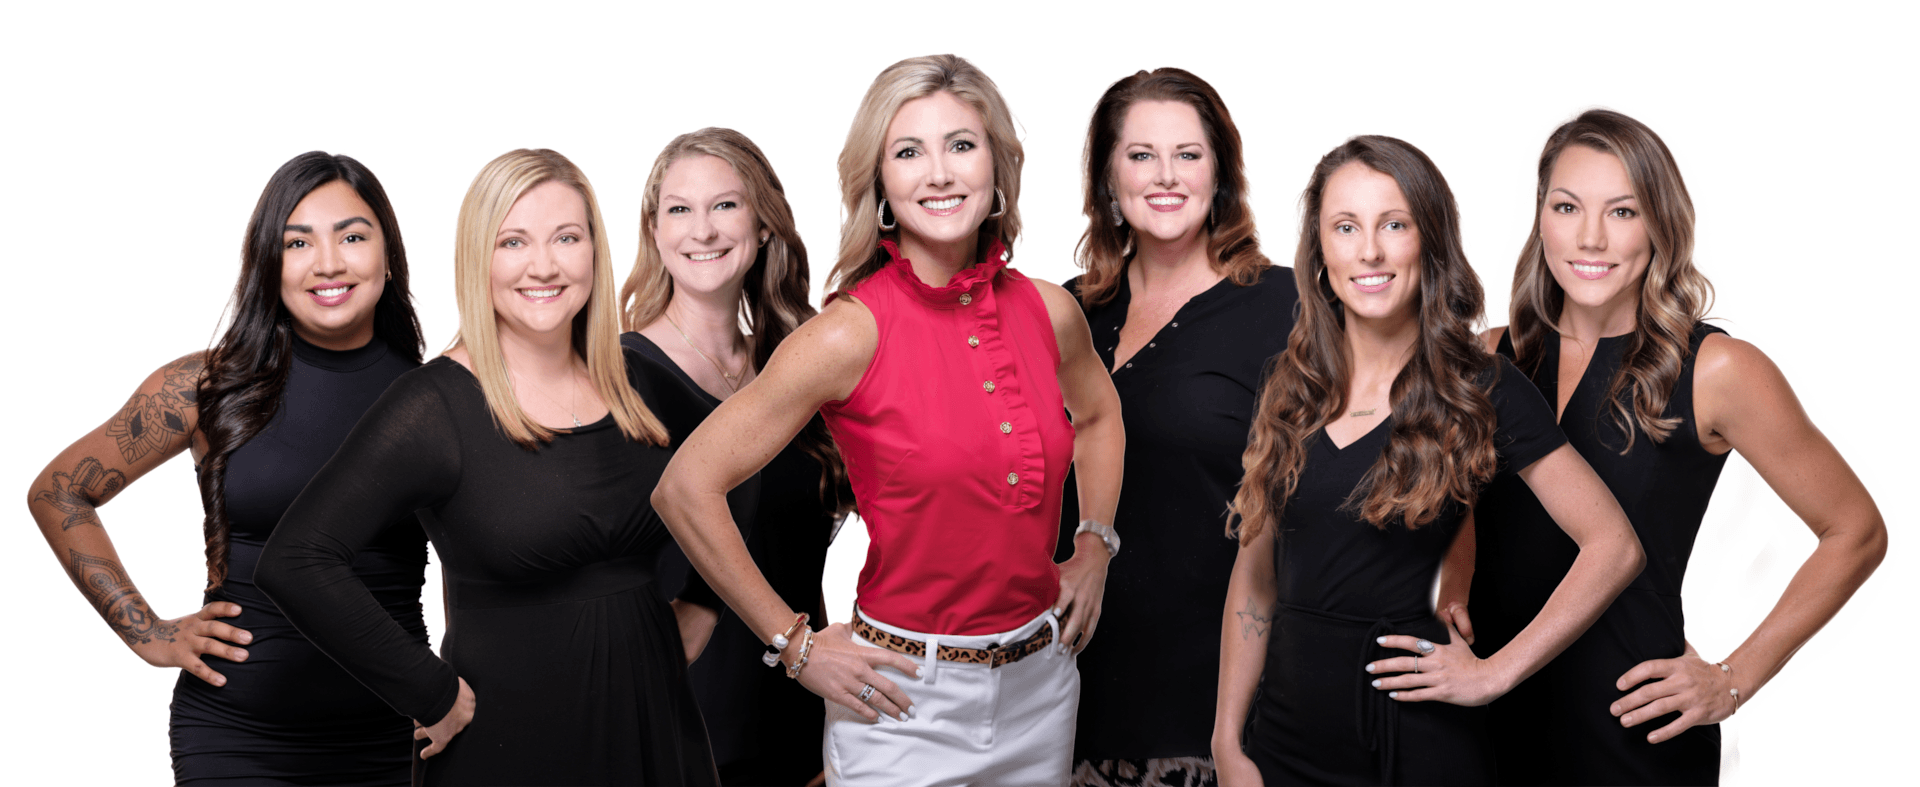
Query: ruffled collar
880 237 1011 308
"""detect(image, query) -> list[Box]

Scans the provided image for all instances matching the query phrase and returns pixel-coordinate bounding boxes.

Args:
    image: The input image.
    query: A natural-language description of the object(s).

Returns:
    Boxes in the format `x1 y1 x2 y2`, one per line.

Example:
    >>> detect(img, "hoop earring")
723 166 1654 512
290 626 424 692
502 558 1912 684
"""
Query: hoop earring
989 188 1007 218
878 199 896 231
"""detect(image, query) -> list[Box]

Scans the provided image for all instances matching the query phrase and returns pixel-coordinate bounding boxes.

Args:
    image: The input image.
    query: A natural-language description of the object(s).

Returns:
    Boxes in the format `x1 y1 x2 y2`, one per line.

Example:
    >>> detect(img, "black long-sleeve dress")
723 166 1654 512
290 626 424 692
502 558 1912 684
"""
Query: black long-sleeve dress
1056 266 1297 771
173 335 423 786
1242 358 1565 786
257 350 734 786
624 332 836 786
1471 325 1728 785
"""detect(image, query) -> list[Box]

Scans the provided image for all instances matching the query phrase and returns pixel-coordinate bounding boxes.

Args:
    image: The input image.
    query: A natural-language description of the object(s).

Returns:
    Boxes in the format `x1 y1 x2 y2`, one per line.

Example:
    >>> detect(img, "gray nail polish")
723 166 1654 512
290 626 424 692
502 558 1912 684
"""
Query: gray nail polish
1371 679 1380 688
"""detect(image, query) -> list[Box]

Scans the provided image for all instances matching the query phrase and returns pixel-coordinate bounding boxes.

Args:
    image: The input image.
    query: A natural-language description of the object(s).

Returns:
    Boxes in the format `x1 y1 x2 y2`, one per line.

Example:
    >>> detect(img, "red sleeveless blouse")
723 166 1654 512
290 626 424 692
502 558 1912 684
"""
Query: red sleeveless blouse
822 239 1077 635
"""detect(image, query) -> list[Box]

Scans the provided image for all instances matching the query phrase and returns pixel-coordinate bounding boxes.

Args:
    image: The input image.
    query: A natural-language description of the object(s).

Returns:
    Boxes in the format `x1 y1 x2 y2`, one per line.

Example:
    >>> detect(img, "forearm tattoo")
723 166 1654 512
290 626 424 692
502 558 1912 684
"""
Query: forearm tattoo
1237 597 1274 640
106 355 201 463
34 457 127 530
67 549 177 646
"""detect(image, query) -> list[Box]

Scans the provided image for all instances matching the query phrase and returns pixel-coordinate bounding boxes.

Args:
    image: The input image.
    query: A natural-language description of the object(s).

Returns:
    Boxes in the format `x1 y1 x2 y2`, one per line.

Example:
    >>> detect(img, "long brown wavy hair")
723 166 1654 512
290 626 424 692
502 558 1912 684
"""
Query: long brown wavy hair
1231 136 1497 542
1509 109 1714 452
618 128 851 512
1074 67 1268 307
828 54 1023 294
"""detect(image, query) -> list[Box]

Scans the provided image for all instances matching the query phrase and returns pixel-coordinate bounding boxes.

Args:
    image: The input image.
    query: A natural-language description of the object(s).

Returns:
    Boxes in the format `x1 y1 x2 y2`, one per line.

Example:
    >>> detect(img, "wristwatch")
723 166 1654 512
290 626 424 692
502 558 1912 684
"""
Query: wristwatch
1074 519 1121 558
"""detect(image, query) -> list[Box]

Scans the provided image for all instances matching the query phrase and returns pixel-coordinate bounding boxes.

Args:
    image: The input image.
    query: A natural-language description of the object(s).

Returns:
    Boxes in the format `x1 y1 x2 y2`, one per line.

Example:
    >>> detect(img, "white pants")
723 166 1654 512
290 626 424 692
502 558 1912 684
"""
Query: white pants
824 608 1080 787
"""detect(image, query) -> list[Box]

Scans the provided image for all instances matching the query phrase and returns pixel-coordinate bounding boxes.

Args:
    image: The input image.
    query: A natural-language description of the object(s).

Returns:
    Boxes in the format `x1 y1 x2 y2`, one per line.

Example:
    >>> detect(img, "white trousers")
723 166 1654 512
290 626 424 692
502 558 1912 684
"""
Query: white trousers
824 608 1080 787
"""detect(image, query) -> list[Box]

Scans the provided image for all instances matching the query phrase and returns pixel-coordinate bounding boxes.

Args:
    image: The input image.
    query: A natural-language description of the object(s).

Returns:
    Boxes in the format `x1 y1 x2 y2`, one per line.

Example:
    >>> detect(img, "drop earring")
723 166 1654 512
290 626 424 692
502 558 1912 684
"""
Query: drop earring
878 199 896 231
1107 186 1125 227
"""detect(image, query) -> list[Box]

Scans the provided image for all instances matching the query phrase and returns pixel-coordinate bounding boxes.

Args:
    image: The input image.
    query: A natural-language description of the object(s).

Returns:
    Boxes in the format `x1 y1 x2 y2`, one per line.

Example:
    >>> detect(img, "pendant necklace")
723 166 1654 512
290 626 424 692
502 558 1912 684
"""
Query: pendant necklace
513 365 584 427
665 312 747 394
1350 409 1377 418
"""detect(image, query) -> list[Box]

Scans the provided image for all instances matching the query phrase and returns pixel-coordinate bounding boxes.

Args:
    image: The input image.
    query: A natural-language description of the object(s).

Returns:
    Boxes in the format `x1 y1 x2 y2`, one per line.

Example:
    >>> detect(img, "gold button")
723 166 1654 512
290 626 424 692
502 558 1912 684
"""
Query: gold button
959 293 972 305
968 335 980 347
983 380 995 393
1000 422 1012 434
1006 473 1019 485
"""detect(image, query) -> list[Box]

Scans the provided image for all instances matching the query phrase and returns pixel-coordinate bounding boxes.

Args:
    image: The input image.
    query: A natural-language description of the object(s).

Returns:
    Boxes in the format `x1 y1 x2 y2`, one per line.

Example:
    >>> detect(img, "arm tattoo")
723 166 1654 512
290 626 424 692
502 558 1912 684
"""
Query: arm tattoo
66 549 177 646
34 457 128 530
1236 597 1274 640
106 355 202 463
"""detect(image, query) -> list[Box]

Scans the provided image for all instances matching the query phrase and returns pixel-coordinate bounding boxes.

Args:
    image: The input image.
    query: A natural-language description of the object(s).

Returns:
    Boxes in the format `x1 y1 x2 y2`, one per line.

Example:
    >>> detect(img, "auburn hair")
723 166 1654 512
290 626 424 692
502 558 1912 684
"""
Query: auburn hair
1509 109 1714 452
1074 67 1268 307
1231 136 1496 542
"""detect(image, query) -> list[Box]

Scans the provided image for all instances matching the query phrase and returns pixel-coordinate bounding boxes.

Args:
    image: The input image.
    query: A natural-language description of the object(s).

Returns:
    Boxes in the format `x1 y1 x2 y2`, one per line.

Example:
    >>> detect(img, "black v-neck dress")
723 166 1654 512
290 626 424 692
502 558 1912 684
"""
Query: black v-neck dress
1472 324 1728 785
258 349 739 786
1241 358 1565 786
174 336 423 786
1056 266 1298 762
624 332 835 786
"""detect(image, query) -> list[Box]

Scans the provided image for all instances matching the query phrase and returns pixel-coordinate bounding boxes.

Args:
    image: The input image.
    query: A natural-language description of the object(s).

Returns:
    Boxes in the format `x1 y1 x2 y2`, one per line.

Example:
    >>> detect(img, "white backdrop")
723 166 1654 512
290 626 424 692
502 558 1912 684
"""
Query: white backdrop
2 2 1912 782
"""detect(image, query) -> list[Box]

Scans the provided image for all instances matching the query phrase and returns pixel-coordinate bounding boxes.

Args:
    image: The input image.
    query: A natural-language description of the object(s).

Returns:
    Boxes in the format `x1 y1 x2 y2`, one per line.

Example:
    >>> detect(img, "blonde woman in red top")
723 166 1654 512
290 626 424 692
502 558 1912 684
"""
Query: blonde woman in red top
654 54 1124 785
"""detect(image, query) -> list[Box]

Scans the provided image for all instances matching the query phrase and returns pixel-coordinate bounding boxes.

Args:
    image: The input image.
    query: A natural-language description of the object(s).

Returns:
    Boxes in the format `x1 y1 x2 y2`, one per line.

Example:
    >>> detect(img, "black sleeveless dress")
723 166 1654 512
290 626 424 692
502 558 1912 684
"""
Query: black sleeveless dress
625 332 835 786
173 335 424 786
1472 324 1729 785
1242 358 1565 786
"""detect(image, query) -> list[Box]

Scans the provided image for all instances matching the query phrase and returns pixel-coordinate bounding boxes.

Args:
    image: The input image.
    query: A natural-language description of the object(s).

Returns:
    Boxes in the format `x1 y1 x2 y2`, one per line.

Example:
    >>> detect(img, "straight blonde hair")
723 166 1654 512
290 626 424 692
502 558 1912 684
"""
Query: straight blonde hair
829 54 1023 295
453 148 667 449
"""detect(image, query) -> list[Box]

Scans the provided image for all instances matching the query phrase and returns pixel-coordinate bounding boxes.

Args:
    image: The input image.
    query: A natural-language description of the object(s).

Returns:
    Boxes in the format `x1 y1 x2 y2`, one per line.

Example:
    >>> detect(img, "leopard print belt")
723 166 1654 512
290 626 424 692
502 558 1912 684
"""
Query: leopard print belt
851 613 1054 668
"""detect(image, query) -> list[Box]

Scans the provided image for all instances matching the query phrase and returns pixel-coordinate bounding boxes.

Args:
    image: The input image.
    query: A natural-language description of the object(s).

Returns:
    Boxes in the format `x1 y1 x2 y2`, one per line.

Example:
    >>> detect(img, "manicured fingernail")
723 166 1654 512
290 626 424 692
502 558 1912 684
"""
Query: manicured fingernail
215 676 226 686
899 712 909 722
1376 636 1386 644
909 705 918 719
1365 663 1375 673
1388 691 1398 699
1371 679 1381 688
914 668 923 679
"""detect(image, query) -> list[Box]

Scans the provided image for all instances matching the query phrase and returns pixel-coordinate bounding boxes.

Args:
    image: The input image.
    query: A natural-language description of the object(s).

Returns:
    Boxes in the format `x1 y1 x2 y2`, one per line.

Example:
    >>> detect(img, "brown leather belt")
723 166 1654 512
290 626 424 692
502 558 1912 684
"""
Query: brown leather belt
852 612 1054 668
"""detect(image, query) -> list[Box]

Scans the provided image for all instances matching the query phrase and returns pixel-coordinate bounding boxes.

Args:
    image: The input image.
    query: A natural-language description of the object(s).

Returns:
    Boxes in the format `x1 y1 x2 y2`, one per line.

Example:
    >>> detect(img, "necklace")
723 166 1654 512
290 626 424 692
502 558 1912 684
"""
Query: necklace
665 313 748 394
512 364 584 428
1349 409 1377 418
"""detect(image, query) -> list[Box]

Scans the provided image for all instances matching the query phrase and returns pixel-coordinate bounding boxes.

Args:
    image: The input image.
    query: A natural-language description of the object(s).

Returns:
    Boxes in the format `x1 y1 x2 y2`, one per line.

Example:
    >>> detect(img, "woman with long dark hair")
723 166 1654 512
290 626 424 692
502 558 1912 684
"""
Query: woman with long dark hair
257 148 729 785
653 54 1124 786
1062 67 1297 787
26 152 427 785
619 127 851 785
1442 109 1887 785
1211 136 1644 786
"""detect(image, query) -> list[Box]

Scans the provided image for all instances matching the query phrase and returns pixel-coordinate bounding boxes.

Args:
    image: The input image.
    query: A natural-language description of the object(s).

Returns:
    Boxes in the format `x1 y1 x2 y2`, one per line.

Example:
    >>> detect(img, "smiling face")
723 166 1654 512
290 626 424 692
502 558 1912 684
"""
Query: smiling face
1110 100 1214 243
1320 161 1422 324
879 91 995 250
1539 144 1651 314
490 180 594 342
279 179 387 349
654 154 762 298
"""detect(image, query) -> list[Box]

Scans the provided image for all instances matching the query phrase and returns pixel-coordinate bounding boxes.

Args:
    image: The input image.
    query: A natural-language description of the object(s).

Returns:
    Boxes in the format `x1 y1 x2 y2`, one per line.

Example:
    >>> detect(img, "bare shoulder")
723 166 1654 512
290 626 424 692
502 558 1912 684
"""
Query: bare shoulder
1479 326 1508 354
1028 278 1089 334
1694 332 1786 394
763 296 879 402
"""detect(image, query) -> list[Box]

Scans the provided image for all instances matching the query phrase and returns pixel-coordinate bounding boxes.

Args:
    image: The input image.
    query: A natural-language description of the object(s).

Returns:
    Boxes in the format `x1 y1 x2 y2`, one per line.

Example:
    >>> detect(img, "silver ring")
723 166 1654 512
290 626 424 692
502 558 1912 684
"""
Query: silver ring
1415 639 1435 655
1414 655 1422 673
857 684 875 703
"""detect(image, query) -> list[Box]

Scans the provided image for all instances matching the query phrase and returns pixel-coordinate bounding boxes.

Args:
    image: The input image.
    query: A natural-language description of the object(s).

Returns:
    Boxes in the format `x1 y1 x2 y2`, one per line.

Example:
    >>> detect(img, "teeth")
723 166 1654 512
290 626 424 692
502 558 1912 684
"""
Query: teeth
314 286 350 297
522 287 562 298
1354 275 1391 287
1572 262 1610 274
689 251 726 261
920 197 962 210
1147 196 1185 206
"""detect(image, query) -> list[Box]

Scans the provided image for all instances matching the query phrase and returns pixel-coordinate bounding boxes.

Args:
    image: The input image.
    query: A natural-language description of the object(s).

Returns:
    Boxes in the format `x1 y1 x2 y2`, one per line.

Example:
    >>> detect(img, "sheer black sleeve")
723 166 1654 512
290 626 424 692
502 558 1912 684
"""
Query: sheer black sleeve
1490 355 1568 479
256 369 464 726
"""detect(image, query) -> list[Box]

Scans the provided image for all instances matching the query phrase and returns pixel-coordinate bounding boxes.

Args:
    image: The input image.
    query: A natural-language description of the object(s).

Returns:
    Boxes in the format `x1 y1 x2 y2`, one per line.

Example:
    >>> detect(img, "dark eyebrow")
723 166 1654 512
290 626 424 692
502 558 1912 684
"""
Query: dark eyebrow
1549 187 1580 201
1603 194 1636 205
334 217 372 231
661 191 745 204
283 223 312 233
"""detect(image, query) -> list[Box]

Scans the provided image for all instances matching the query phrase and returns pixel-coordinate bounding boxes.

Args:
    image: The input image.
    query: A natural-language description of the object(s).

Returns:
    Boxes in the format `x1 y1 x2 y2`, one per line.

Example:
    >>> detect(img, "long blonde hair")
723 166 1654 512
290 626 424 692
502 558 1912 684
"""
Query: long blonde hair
452 148 667 449
1509 109 1714 452
618 128 853 511
828 54 1024 294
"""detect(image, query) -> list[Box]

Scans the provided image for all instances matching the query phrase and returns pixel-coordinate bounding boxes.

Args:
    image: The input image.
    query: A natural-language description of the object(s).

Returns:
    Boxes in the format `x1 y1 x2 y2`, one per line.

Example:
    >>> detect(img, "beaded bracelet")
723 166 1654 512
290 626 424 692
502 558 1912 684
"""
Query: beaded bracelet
761 612 810 668
785 629 815 680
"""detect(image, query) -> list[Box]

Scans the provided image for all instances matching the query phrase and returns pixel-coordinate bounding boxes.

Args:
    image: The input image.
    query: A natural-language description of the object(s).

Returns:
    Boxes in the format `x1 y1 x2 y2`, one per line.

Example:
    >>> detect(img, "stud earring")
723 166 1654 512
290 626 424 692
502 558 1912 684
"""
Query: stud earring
878 199 896 231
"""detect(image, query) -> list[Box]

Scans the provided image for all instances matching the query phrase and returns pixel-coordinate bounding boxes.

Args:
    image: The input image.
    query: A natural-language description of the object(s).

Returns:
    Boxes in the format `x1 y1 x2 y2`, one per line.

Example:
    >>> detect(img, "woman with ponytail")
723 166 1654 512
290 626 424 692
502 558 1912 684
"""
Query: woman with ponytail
25 152 427 785
1210 136 1643 786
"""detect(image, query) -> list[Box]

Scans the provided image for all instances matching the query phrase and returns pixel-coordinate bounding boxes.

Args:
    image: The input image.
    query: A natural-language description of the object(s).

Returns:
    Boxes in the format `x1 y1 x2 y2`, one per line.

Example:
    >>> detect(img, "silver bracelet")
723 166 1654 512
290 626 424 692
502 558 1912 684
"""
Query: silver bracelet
1074 519 1121 558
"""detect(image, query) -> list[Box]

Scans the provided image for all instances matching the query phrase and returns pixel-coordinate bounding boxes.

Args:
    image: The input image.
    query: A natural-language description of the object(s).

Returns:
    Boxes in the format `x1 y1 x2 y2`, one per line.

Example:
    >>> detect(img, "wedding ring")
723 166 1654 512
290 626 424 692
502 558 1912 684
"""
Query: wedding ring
858 684 876 703
1414 655 1422 673
1415 639 1436 655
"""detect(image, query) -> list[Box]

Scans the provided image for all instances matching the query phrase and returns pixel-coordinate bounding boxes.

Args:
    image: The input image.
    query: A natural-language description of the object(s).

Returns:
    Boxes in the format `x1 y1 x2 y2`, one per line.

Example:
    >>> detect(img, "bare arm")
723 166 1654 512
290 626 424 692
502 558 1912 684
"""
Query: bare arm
652 297 918 722
1435 511 1476 645
1613 335 1887 741
1031 279 1124 653
1212 526 1277 787
24 353 251 686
